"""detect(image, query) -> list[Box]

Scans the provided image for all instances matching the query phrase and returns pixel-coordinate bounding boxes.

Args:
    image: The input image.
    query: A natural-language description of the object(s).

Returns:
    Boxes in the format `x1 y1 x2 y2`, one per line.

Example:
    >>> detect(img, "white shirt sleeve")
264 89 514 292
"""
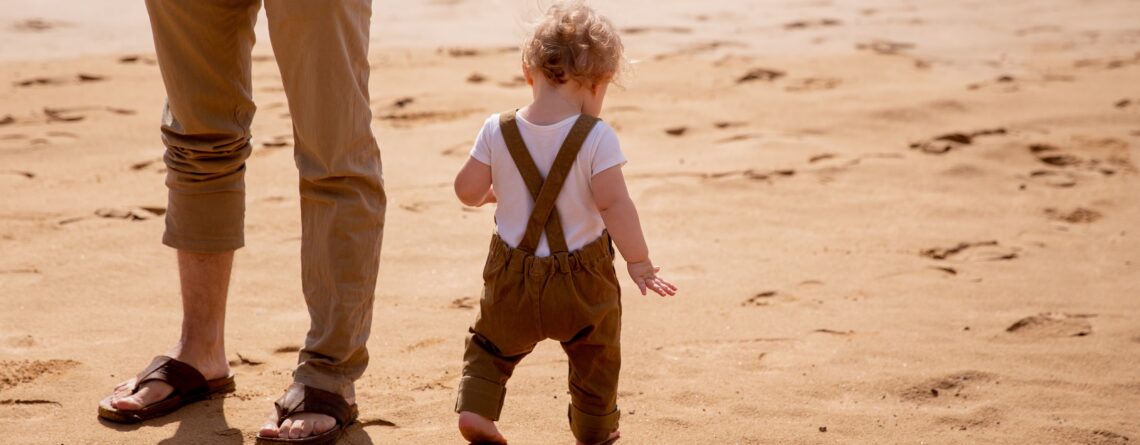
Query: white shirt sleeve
590 121 627 175
469 114 496 166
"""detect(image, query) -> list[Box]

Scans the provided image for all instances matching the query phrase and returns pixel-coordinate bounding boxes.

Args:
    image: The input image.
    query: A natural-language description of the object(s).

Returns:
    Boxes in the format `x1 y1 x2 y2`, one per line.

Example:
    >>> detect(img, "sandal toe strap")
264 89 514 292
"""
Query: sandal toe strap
134 356 209 399
273 384 354 426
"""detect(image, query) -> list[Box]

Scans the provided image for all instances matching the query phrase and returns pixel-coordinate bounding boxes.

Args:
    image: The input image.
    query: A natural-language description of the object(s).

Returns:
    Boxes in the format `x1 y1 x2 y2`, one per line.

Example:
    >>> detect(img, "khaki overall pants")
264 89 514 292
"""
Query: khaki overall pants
456 111 622 443
145 0 385 399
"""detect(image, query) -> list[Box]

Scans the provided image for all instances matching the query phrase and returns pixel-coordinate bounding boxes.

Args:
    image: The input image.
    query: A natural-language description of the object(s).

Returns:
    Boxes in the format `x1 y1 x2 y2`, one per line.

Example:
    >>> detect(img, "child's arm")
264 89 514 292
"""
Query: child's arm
454 157 496 206
592 165 677 297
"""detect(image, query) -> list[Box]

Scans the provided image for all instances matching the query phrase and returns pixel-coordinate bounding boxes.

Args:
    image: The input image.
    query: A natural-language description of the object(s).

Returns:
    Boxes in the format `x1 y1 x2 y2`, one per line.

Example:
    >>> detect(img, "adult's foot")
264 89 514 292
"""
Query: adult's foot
258 384 354 440
458 411 508 444
108 344 230 411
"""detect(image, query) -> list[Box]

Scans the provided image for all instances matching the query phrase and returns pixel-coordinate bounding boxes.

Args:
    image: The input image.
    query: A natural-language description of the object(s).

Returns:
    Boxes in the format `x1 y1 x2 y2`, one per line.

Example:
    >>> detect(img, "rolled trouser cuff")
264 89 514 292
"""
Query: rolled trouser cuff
292 363 357 400
568 403 620 444
162 189 245 252
455 376 507 420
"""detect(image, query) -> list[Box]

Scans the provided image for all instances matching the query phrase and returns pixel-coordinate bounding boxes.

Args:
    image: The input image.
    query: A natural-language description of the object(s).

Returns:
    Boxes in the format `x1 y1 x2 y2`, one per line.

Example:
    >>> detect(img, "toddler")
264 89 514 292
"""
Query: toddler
452 2 676 444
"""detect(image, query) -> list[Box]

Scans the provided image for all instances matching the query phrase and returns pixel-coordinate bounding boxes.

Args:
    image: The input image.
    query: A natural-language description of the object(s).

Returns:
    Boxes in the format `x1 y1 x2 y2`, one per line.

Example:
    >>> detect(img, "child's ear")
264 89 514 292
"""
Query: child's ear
522 63 534 86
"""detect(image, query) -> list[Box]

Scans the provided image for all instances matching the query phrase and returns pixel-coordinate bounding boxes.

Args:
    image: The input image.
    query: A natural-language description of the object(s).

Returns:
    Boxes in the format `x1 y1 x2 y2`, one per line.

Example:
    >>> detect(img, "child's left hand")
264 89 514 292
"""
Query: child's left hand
627 260 677 297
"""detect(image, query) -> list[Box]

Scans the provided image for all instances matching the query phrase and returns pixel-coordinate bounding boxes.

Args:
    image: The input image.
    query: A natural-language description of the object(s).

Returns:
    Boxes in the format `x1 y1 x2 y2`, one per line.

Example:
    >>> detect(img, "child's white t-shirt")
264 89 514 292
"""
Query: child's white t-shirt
470 112 627 257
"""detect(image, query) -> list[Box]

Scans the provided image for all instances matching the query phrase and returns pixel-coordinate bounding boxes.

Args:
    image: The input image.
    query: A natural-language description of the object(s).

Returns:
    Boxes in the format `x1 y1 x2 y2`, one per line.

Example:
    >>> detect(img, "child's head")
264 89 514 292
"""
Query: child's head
522 1 624 91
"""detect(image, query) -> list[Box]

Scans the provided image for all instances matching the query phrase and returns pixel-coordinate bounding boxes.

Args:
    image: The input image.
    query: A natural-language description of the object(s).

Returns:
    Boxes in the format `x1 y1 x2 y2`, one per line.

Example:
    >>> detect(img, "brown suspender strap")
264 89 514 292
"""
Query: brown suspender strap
499 110 600 254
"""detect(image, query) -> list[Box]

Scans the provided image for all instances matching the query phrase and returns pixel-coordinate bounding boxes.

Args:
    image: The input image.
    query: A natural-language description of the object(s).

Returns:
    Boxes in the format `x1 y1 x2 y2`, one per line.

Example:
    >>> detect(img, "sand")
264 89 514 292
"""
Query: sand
1 0 1139 443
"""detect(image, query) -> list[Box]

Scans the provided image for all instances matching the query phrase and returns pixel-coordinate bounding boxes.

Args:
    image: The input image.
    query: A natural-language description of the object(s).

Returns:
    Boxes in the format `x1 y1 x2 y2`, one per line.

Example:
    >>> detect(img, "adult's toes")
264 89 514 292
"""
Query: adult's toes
289 419 314 439
278 419 295 438
112 394 143 410
259 421 280 438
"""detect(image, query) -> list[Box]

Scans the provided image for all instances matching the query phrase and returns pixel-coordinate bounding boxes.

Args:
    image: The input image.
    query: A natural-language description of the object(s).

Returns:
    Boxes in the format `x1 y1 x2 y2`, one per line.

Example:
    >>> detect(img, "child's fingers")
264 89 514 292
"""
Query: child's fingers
649 277 676 296
634 276 648 295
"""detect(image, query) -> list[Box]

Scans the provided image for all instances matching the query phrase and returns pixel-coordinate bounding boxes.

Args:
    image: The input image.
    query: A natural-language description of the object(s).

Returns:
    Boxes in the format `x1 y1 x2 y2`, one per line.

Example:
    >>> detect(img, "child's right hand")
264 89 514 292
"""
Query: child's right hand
627 260 677 297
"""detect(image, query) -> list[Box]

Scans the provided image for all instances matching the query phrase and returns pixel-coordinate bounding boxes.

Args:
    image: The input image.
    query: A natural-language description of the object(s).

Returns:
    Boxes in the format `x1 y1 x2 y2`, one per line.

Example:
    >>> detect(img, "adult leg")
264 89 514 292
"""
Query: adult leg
109 0 259 410
258 0 386 439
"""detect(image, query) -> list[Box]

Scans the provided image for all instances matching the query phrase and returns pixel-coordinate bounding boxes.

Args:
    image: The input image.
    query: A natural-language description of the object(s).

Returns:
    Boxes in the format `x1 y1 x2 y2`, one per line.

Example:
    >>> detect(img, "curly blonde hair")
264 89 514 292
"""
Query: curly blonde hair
522 0 625 88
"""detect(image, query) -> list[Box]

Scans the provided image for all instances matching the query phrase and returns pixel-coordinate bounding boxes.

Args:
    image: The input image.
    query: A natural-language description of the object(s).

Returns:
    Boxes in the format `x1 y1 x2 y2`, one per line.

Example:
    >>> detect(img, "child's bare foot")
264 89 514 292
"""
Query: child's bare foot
458 411 508 444
578 430 620 445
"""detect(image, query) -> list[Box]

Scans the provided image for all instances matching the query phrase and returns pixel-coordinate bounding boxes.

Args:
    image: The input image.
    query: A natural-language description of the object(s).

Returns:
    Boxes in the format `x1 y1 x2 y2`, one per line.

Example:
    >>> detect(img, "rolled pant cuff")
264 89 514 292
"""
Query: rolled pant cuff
568 403 620 444
293 365 356 400
161 231 243 253
455 376 506 420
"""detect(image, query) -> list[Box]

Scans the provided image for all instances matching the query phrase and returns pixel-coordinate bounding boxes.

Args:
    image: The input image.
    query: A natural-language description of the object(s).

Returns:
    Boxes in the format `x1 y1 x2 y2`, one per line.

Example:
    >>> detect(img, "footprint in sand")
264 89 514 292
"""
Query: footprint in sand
1044 207 1102 224
254 135 292 156
741 290 800 307
1050 427 1132 445
375 109 480 127
13 73 105 88
42 107 84 123
390 97 414 108
1027 169 1078 188
856 39 915 55
11 18 65 32
93 206 166 222
0 170 35 179
439 141 470 157
783 18 841 30
438 46 516 58
620 26 691 35
1073 52 1140 70
1029 141 1135 176
1006 312 1094 338
920 241 1019 262
651 40 747 61
129 158 165 173
966 74 1025 92
0 359 80 391
900 370 997 403
0 398 64 422
670 121 752 141
273 345 301 354
228 352 266 367
784 77 840 92
909 128 1007 154
401 338 446 353
450 296 477 309
700 167 791 182
118 55 157 65
398 201 434 213
737 68 785 84
714 121 747 129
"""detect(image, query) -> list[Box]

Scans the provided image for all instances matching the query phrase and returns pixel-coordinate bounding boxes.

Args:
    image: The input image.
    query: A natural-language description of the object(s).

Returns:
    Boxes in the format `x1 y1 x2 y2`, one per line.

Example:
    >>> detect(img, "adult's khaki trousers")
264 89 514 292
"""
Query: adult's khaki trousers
145 0 385 399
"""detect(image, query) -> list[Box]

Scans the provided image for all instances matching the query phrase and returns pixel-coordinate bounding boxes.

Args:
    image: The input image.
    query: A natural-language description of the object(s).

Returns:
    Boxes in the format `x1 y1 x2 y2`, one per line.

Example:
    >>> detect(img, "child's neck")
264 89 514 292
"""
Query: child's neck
520 83 585 126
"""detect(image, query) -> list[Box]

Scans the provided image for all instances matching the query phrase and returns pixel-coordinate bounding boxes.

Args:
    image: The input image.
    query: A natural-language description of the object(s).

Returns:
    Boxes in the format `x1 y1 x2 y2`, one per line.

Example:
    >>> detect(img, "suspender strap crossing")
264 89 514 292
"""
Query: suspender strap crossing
498 110 599 255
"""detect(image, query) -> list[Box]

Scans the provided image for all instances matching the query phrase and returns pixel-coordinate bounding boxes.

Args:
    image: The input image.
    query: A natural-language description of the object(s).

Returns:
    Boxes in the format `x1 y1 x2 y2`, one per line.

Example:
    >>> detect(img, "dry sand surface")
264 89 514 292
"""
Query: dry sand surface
2 0 1140 444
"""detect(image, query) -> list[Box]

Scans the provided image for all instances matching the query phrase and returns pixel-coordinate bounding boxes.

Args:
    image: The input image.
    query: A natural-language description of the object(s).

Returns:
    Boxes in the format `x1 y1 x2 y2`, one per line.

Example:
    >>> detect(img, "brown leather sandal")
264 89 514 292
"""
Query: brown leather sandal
97 355 236 423
256 383 359 445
